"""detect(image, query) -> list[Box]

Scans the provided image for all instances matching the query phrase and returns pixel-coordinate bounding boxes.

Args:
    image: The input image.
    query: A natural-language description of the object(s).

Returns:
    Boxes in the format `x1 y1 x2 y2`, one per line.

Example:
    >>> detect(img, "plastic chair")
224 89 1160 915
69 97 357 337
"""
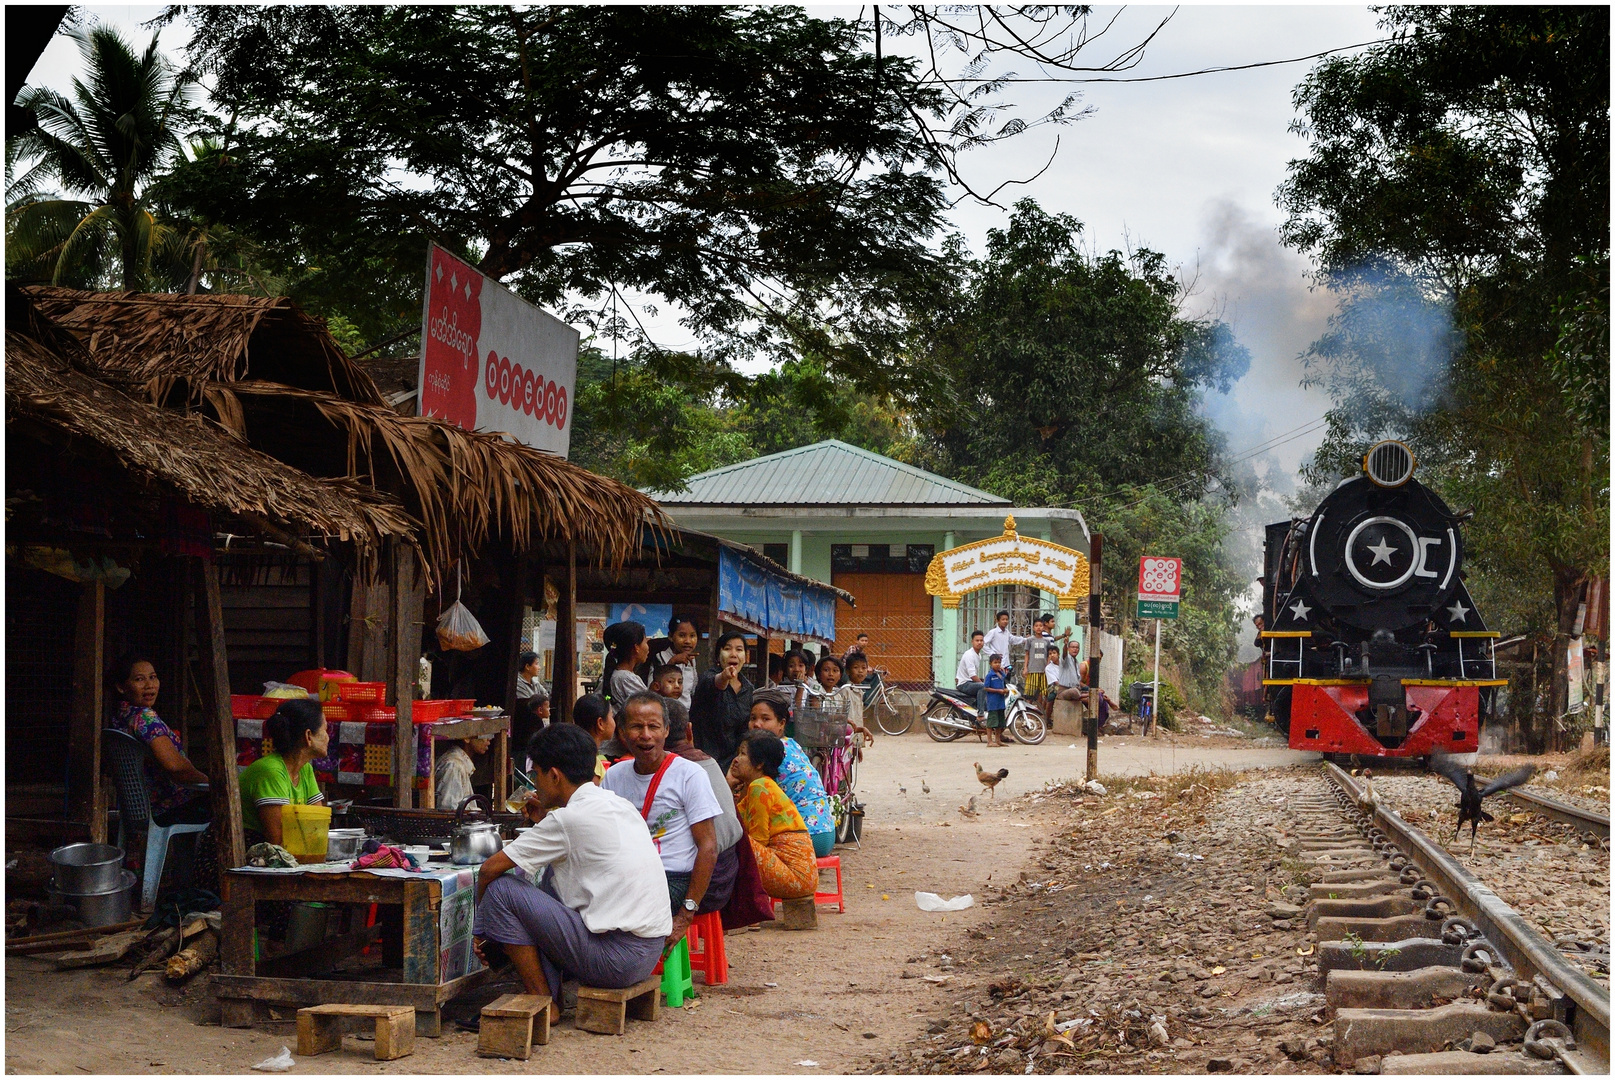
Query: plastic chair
102 728 211 910
685 910 728 985
815 855 845 913
659 939 694 1007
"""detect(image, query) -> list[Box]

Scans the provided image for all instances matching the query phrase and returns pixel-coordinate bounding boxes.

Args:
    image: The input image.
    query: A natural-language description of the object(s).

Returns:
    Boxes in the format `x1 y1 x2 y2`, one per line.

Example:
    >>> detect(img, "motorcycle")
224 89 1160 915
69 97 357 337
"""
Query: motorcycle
923 682 1048 745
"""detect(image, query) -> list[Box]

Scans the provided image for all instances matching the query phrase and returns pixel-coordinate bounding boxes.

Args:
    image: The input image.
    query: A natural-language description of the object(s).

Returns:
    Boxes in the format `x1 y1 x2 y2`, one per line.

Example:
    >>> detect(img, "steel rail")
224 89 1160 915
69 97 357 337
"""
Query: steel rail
1502 787 1610 840
1325 763 1610 1069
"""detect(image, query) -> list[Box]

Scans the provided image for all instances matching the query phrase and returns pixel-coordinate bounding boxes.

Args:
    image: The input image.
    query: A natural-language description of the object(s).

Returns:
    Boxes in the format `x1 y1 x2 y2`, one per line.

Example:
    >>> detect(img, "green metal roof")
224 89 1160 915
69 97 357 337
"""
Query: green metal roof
648 440 1010 507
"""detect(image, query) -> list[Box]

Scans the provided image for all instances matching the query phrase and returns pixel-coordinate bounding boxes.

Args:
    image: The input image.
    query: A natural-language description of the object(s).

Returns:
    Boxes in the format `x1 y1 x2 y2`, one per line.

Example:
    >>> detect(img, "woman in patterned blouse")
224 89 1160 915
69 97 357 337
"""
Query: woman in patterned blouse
747 694 836 857
111 653 212 826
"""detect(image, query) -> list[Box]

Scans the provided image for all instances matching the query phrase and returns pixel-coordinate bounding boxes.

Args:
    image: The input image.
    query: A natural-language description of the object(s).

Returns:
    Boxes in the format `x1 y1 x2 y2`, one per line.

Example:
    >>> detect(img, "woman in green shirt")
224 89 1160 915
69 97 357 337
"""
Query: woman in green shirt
239 699 329 847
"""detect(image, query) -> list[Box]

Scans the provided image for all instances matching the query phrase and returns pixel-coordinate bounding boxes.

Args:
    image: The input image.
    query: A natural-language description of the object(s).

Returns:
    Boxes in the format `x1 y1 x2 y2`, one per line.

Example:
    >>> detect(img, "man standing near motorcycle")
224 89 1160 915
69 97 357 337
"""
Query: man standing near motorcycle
955 629 987 717
982 611 1031 688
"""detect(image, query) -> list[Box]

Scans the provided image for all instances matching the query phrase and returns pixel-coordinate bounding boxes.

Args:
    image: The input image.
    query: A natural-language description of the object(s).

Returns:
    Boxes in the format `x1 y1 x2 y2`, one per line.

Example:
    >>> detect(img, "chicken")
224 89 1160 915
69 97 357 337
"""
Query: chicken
958 796 979 818
921 779 931 794
973 762 1009 798
1429 754 1536 852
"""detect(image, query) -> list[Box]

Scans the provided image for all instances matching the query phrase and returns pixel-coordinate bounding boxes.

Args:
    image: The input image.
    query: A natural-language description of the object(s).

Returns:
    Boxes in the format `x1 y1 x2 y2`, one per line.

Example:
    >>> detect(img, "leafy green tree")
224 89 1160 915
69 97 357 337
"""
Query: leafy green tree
1278 5 1609 746
157 4 957 381
733 358 906 458
6 24 195 290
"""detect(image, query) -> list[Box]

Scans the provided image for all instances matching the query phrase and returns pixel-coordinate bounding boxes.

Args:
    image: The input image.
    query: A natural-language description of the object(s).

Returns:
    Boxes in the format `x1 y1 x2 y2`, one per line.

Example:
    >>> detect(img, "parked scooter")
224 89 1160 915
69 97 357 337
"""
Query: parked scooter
923 682 1047 745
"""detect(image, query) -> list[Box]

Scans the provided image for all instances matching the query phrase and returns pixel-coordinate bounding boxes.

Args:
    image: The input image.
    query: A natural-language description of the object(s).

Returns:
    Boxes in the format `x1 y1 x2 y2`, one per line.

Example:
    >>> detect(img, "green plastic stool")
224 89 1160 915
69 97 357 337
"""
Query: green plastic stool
660 939 694 1007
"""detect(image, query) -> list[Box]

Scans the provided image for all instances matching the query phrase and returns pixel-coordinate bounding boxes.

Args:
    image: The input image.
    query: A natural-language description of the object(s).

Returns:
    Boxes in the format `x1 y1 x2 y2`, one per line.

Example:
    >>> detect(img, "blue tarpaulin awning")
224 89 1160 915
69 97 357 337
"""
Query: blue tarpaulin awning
717 546 842 645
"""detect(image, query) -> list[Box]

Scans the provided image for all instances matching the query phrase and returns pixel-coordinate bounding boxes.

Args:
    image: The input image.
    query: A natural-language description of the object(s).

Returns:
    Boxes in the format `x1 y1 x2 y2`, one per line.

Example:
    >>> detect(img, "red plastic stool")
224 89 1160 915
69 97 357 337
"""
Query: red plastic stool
815 855 845 913
685 910 728 985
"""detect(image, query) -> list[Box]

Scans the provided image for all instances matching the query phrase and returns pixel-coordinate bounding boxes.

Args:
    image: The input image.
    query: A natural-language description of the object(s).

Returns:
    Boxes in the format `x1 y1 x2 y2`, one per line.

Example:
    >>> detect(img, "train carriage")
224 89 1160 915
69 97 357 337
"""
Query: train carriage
1260 441 1502 761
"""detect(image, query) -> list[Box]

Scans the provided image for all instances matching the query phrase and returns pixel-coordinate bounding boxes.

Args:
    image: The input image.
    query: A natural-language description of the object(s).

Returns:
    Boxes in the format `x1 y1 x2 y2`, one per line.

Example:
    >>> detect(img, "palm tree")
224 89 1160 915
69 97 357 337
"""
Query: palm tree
5 24 193 290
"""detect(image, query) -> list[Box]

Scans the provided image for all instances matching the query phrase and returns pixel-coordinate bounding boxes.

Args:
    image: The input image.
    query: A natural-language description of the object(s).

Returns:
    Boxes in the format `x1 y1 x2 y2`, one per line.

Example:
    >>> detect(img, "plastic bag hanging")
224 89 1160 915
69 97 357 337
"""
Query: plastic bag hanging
435 564 489 652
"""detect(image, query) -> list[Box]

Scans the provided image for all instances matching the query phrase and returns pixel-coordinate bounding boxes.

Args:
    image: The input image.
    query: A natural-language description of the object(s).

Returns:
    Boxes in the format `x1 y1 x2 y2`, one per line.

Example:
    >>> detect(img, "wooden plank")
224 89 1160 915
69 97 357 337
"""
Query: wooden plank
219 877 255 977
220 588 313 609
213 965 491 1008
494 729 509 809
6 919 145 954
390 542 423 807
426 717 510 741
551 548 578 723
67 581 105 839
197 558 246 872
400 879 438 985
221 609 315 632
220 872 406 906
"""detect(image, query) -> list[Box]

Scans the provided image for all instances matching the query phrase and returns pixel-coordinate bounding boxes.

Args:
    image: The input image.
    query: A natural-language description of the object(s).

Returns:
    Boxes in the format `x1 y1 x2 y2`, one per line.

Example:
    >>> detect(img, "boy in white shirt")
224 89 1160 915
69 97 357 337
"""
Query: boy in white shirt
473 725 671 1020
955 629 987 717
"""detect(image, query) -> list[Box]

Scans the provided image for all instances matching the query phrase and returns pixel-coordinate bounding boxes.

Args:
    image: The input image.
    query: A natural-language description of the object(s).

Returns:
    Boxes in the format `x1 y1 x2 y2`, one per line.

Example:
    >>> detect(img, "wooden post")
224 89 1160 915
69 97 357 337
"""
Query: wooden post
706 560 723 671
196 559 246 872
502 555 530 715
68 581 106 841
551 548 578 724
390 542 423 808
1086 534 1103 783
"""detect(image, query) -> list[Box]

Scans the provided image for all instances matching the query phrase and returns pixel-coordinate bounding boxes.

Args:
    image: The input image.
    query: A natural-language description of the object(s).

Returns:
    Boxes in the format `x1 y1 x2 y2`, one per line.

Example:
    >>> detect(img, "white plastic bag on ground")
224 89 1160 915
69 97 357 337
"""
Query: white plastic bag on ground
915 891 974 912
250 1047 295 1072
1083 779 1107 795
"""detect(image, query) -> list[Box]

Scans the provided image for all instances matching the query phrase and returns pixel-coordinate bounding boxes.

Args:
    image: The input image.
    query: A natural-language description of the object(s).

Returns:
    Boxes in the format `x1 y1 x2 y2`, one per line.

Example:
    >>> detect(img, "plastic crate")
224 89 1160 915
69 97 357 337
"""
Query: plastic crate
230 694 280 720
357 705 397 723
410 700 455 724
321 701 354 723
337 681 387 704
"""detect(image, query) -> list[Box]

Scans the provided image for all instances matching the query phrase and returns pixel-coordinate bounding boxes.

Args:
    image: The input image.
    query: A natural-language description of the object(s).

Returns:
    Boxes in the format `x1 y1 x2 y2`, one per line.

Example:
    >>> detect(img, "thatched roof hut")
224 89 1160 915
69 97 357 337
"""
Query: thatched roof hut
6 290 415 559
21 287 669 585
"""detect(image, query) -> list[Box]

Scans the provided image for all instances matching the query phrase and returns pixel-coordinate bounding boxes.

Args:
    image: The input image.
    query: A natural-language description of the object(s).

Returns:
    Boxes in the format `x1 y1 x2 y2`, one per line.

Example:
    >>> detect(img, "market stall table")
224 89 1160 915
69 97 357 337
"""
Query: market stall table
215 862 490 1036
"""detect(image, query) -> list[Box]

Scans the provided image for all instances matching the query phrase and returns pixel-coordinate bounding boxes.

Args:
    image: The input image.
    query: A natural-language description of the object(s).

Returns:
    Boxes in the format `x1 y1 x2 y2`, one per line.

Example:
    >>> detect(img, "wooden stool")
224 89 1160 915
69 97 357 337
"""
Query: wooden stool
296 1004 415 1061
477 994 551 1060
574 976 661 1035
781 895 818 930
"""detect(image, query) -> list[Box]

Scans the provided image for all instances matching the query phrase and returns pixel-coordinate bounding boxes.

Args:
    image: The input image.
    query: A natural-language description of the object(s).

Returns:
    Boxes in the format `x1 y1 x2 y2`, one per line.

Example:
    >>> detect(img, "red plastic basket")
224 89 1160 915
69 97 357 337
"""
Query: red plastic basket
230 694 280 720
337 681 387 704
357 705 397 723
321 701 354 723
410 700 455 724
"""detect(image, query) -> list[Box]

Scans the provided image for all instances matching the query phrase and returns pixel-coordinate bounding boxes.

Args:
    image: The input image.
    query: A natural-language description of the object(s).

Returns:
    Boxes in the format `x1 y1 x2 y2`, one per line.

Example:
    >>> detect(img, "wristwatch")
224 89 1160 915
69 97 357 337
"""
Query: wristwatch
682 898 698 913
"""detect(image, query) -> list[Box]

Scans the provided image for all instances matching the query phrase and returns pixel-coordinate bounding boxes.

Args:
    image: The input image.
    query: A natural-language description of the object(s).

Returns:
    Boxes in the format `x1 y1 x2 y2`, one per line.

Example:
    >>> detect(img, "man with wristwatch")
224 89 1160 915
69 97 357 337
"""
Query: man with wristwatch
601 692 721 945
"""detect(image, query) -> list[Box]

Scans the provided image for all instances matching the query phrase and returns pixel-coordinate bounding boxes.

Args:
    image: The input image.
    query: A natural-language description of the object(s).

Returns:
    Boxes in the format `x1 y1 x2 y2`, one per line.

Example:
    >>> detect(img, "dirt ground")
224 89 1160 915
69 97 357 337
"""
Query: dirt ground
4 731 1308 1075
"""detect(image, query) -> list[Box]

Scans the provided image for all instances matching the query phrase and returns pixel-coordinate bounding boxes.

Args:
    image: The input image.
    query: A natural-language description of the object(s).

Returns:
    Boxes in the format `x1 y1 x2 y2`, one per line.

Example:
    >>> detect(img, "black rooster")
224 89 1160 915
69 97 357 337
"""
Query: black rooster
1428 755 1536 851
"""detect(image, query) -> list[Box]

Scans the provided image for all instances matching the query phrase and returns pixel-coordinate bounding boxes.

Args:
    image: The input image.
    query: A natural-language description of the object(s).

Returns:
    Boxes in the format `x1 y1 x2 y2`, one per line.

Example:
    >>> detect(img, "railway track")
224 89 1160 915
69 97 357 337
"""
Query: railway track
1501 787 1611 841
1313 762 1608 1074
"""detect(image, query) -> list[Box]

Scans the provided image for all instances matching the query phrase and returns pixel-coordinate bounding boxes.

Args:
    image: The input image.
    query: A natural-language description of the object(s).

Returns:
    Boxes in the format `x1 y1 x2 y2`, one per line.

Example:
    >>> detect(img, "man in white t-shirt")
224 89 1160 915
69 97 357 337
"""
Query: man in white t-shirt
602 692 721 945
956 629 987 717
473 725 670 1017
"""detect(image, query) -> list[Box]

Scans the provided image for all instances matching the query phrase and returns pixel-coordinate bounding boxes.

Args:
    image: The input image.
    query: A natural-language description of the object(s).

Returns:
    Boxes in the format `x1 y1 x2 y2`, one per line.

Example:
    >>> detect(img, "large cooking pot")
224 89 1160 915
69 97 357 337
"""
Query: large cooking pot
450 795 502 866
48 869 136 927
49 843 124 894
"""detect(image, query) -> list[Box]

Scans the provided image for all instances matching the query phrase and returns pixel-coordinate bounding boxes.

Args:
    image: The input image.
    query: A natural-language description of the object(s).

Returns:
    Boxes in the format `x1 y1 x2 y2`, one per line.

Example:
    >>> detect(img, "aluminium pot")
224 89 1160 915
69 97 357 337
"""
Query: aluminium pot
325 828 367 863
450 795 503 865
49 842 125 895
48 869 137 927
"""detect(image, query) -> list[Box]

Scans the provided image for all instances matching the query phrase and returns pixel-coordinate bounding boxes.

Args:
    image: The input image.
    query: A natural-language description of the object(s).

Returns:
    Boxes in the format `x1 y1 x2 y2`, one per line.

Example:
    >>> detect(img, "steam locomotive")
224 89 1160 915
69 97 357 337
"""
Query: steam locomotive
1260 440 1498 761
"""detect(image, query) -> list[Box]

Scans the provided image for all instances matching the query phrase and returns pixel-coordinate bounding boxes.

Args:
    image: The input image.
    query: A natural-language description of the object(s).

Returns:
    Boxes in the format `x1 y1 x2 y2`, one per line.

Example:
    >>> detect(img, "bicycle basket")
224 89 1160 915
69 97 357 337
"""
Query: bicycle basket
794 707 851 749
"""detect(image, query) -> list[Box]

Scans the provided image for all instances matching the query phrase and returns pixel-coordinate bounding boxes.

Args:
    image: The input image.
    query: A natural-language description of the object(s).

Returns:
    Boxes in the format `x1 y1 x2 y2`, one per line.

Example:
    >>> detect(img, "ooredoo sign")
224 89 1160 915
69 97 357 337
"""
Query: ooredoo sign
417 244 578 456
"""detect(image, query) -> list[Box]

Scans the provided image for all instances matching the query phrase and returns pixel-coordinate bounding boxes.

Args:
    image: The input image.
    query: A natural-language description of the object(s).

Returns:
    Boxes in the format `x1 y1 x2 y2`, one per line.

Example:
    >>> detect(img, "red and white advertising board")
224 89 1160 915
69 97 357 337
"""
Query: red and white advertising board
417 244 578 457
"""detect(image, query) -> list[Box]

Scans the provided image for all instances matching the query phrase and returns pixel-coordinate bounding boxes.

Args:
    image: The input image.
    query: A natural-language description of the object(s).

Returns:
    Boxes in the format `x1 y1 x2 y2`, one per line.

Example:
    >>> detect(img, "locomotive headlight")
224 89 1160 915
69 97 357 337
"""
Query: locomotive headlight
1363 440 1415 488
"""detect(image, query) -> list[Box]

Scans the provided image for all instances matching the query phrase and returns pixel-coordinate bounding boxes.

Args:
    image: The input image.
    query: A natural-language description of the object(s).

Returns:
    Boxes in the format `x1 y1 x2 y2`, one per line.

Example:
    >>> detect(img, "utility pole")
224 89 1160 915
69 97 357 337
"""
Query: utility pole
1086 534 1103 781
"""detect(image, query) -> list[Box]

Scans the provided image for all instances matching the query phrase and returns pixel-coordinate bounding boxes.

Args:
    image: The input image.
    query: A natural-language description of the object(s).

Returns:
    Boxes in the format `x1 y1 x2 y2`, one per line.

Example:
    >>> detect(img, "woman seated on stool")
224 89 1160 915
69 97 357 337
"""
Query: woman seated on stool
726 730 818 901
473 725 671 1023
747 693 836 857
237 699 328 848
111 652 212 826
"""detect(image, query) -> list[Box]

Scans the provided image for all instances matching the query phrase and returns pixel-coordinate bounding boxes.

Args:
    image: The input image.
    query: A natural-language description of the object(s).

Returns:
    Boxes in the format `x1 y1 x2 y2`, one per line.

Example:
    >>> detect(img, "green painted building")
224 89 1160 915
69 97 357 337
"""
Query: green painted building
647 440 1090 687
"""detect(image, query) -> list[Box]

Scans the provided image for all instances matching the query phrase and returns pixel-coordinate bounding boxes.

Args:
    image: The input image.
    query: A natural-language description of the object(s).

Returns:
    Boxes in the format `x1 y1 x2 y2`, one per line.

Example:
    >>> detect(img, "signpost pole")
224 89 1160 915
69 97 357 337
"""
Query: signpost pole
1086 535 1103 782
1152 618 1162 737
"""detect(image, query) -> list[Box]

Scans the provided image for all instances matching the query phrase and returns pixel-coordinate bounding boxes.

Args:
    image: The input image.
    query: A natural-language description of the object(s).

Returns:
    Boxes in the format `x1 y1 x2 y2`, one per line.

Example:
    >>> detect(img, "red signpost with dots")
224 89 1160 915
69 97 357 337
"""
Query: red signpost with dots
417 244 578 456
1138 556 1182 735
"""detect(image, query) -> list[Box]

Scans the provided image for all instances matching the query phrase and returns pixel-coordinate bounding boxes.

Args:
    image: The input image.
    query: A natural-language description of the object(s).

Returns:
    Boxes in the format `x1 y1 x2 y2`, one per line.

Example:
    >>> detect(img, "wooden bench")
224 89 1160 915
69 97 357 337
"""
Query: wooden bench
296 1003 416 1061
476 994 551 1060
574 976 661 1035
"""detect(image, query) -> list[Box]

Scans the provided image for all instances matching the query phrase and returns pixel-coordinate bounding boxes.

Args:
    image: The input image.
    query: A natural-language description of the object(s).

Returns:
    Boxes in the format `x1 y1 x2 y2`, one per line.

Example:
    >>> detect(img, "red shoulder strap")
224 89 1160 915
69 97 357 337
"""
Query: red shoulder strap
639 753 677 820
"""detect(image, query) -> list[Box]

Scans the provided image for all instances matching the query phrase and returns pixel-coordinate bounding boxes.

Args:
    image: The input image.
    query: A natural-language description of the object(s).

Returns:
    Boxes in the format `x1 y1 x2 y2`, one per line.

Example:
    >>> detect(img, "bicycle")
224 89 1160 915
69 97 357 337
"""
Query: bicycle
866 671 913 736
798 698 864 846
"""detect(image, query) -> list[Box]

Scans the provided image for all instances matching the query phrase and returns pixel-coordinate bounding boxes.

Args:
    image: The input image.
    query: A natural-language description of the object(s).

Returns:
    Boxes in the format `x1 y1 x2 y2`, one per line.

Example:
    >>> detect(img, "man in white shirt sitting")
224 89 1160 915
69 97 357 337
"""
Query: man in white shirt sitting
602 692 721 946
955 629 987 717
473 724 671 1019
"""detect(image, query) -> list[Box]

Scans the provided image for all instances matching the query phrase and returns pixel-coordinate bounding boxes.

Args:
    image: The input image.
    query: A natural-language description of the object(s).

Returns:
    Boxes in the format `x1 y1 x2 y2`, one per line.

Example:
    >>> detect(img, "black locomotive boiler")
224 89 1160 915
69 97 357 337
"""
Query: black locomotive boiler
1260 440 1498 760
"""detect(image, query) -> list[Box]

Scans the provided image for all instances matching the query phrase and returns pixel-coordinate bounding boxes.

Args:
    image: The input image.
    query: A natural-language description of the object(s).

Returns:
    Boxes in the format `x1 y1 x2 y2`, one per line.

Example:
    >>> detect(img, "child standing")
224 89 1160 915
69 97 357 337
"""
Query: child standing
982 653 1009 748
650 664 689 734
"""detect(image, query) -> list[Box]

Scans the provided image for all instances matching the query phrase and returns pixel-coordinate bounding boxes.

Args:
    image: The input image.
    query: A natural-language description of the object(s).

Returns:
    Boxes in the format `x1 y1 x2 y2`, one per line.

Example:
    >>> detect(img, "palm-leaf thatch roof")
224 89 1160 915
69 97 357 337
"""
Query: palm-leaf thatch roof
20 285 384 407
211 381 669 582
6 300 416 559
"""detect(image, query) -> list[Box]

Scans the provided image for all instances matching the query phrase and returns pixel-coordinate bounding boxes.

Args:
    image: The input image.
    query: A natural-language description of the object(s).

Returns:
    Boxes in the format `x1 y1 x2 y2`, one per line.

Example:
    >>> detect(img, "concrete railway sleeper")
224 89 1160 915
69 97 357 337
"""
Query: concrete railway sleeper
1287 763 1611 1075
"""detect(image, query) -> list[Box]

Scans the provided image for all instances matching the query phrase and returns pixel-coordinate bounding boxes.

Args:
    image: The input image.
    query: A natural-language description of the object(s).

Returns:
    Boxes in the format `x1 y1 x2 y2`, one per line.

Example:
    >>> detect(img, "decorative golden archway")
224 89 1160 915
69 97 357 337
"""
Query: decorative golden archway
924 516 1090 609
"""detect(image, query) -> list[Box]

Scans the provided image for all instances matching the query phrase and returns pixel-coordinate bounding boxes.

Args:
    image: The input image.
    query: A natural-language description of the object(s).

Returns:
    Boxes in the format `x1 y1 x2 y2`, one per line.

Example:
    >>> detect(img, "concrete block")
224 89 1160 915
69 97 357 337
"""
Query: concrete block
1320 868 1404 883
1377 1050 1563 1075
1326 966 1487 1010
1309 894 1423 929
1318 938 1466 976
1315 912 1442 943
1333 1003 1527 1066
1051 699 1085 737
1308 879 1406 902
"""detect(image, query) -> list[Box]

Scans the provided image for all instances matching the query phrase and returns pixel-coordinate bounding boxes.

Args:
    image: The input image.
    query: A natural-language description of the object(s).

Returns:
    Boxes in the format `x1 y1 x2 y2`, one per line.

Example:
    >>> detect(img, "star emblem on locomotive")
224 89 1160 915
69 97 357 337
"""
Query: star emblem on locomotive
1446 601 1470 623
1366 536 1397 565
1289 599 1311 621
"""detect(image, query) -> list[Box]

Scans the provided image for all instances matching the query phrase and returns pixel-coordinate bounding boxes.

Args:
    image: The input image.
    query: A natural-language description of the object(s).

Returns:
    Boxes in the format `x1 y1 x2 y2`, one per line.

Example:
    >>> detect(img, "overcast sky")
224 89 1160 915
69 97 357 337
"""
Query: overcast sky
25 4 1380 483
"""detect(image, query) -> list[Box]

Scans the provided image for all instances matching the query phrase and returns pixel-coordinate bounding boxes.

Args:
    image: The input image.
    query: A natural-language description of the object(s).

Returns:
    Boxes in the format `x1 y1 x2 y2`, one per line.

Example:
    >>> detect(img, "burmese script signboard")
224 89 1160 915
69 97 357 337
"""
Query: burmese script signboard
417 243 578 456
924 516 1090 609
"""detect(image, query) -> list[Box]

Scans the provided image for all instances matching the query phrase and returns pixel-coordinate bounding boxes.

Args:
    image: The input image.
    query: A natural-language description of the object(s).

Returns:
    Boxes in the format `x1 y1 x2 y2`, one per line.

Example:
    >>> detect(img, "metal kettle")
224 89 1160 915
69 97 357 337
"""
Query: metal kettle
450 794 503 865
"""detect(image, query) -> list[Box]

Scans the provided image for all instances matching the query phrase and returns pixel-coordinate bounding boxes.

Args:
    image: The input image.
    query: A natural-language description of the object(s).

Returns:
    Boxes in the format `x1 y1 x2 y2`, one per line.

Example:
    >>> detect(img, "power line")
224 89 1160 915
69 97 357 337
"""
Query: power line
922 37 1396 86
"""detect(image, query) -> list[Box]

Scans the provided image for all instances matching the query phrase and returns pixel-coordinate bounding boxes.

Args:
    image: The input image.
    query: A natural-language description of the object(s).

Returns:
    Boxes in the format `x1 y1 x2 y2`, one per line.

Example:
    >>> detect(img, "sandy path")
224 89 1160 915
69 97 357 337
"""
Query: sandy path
5 732 1305 1075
